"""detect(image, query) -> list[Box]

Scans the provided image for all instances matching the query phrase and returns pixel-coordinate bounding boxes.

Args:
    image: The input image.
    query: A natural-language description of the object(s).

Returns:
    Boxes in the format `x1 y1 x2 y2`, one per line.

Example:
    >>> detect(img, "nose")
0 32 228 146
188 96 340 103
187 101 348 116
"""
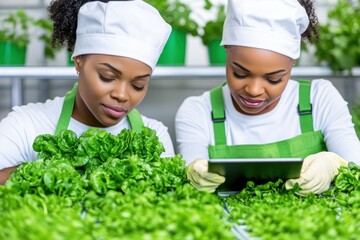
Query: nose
110 82 129 102
244 78 265 97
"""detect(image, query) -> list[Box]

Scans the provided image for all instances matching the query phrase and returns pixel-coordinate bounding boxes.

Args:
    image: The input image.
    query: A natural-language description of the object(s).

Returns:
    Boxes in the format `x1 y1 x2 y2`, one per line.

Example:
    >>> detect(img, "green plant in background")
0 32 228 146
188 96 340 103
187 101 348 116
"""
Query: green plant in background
201 1 226 46
33 18 61 60
0 9 34 48
313 0 360 74
0 9 61 62
145 0 200 37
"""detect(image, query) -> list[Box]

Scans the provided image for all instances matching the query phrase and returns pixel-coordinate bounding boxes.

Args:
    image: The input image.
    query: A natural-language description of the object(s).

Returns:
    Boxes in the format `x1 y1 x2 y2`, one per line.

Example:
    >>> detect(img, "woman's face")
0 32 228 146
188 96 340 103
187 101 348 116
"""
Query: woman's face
226 46 294 115
73 54 151 127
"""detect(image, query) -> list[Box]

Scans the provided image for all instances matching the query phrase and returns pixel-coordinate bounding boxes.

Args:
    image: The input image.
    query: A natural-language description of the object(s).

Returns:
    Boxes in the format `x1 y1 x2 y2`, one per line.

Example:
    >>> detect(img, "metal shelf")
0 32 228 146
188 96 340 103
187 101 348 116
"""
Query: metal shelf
1 66 360 107
1 66 360 79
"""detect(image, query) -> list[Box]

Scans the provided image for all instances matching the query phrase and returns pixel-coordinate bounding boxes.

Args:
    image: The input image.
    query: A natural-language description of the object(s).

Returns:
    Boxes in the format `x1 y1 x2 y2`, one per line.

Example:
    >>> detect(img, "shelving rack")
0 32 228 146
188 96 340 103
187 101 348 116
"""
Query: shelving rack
1 66 360 107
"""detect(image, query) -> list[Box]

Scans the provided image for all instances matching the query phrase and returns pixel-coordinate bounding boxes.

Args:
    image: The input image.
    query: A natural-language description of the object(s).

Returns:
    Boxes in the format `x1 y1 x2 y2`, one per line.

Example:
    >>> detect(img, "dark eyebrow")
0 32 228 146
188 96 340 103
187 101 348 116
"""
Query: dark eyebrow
233 62 250 72
264 69 287 76
100 63 122 75
233 62 287 75
134 74 151 80
99 63 151 79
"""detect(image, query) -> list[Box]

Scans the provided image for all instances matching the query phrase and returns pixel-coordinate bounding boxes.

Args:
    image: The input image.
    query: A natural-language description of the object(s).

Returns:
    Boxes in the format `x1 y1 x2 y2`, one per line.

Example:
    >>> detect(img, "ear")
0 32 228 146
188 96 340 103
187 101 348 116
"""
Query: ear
74 56 82 72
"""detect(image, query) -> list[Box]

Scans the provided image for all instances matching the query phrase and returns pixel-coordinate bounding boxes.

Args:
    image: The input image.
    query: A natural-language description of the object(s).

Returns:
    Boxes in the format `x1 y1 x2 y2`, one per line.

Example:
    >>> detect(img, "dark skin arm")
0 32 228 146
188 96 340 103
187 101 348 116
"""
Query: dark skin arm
0 165 18 185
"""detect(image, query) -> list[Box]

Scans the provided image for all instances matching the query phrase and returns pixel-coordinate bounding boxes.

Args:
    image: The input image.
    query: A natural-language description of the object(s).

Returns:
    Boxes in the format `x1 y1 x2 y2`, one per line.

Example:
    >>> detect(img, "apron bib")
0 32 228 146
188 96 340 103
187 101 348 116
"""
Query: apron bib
55 82 143 134
208 80 327 159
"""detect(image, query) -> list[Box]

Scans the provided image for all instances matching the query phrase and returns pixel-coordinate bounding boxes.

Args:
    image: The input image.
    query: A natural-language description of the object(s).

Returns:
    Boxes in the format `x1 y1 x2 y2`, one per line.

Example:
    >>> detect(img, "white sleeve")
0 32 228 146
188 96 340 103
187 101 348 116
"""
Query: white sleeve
0 110 37 169
312 80 360 165
143 116 175 158
175 94 212 165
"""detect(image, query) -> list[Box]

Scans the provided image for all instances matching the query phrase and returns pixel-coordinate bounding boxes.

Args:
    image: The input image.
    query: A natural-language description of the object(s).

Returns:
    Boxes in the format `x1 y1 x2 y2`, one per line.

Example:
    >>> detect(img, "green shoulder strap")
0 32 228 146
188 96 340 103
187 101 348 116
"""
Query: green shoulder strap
55 82 77 135
210 83 227 145
127 108 143 133
298 80 314 133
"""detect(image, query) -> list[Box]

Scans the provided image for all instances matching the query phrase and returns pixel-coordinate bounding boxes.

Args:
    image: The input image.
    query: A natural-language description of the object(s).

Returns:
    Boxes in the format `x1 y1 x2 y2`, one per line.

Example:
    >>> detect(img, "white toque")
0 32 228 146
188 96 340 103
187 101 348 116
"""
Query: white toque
72 0 171 70
221 0 309 59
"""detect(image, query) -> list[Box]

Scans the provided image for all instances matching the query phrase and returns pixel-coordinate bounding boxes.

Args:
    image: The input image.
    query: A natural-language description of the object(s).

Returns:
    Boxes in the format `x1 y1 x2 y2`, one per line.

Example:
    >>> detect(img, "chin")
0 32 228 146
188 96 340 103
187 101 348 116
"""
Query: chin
239 106 266 115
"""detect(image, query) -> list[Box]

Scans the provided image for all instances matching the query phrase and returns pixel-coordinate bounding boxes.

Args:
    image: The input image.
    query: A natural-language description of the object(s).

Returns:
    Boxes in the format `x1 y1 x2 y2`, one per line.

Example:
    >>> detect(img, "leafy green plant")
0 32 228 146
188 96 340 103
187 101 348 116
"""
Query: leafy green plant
0 9 34 48
1 127 234 239
33 18 61 60
201 2 226 46
0 10 60 60
312 0 360 73
225 164 360 239
145 0 200 37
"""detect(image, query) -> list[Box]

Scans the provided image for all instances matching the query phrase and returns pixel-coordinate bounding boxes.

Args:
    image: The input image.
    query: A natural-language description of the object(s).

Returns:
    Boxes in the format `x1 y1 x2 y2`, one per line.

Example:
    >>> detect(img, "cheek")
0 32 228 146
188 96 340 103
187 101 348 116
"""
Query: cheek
133 88 148 104
78 75 107 102
226 77 245 93
267 82 288 101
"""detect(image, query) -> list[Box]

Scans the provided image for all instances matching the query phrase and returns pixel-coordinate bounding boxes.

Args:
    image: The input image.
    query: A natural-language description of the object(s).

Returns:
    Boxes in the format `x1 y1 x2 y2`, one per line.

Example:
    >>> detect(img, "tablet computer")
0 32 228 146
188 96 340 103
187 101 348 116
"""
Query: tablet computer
208 158 303 193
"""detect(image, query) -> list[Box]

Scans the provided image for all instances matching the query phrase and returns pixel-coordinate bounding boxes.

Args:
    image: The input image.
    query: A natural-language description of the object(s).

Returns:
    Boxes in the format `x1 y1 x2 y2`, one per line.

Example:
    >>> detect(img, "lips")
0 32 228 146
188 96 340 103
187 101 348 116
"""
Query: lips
102 104 128 119
240 96 265 108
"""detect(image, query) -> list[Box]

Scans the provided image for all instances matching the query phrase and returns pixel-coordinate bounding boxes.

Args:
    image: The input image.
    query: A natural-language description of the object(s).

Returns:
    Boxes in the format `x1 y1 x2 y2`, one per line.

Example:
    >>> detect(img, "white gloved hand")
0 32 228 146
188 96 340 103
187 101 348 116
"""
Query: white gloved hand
187 158 225 193
285 152 348 196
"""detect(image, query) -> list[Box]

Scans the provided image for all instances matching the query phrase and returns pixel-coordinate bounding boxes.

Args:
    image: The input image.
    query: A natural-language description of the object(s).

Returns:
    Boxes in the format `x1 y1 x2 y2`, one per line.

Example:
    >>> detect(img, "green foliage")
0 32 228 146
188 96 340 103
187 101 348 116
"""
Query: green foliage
201 2 226 46
0 127 234 239
225 164 360 239
0 9 34 48
313 0 360 73
2 127 359 239
0 9 60 59
33 18 61 60
145 0 200 36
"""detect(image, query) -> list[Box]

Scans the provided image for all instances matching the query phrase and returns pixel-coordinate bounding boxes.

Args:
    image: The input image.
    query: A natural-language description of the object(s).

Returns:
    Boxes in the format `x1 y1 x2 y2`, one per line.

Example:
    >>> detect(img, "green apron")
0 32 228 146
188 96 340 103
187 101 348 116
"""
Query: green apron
55 82 143 134
208 80 327 159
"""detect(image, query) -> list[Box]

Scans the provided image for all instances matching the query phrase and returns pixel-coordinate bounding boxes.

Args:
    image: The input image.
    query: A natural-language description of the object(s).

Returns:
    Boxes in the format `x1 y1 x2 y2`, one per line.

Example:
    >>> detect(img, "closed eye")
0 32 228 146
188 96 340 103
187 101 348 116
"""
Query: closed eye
233 72 247 79
132 84 145 91
99 74 115 82
267 78 283 84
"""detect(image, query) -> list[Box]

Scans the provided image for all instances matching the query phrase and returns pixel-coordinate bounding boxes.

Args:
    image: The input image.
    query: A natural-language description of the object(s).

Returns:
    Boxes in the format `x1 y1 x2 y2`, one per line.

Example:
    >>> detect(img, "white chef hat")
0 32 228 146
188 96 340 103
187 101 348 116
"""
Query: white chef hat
72 0 171 70
221 0 309 59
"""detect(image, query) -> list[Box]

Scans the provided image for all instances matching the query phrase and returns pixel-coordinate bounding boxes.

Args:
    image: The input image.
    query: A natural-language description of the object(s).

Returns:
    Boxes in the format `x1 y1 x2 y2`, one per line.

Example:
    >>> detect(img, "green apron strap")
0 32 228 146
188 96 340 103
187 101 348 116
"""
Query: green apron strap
210 84 227 145
127 108 143 133
55 82 78 135
298 80 314 133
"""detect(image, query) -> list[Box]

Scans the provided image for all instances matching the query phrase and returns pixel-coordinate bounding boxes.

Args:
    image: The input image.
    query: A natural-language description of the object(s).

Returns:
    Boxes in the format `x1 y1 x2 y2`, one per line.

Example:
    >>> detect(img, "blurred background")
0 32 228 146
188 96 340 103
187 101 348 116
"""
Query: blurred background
1 0 360 145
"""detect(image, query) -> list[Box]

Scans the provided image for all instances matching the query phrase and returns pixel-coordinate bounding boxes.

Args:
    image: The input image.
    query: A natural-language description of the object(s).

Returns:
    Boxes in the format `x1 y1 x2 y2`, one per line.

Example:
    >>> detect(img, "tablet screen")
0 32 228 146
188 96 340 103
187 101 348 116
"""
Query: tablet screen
208 158 303 192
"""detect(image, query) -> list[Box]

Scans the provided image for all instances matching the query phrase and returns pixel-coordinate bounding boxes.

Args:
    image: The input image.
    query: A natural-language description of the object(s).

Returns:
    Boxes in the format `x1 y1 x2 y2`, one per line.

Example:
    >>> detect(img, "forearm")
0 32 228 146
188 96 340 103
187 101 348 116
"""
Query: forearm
0 165 18 185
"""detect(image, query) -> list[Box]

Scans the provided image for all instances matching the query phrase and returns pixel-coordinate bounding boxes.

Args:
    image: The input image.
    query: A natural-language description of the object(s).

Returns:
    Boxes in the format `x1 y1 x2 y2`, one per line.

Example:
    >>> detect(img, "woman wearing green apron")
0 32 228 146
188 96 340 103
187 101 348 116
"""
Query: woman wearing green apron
176 0 360 195
0 0 174 184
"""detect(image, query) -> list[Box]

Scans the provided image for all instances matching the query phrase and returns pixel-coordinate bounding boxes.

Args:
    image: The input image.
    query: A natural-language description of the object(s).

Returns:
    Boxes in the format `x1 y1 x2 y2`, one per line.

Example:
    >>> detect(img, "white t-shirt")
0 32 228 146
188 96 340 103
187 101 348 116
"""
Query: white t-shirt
0 97 174 169
175 79 360 165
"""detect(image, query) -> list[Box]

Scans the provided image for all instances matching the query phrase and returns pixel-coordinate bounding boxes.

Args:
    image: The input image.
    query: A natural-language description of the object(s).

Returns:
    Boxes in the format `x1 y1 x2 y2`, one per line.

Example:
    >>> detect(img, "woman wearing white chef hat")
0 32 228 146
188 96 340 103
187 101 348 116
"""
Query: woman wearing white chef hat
175 0 360 195
0 0 173 184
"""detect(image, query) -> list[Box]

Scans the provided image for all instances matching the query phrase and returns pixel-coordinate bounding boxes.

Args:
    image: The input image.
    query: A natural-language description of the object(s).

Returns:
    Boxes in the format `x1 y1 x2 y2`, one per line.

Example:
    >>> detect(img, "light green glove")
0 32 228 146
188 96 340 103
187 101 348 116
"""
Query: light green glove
187 158 225 193
285 151 348 196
